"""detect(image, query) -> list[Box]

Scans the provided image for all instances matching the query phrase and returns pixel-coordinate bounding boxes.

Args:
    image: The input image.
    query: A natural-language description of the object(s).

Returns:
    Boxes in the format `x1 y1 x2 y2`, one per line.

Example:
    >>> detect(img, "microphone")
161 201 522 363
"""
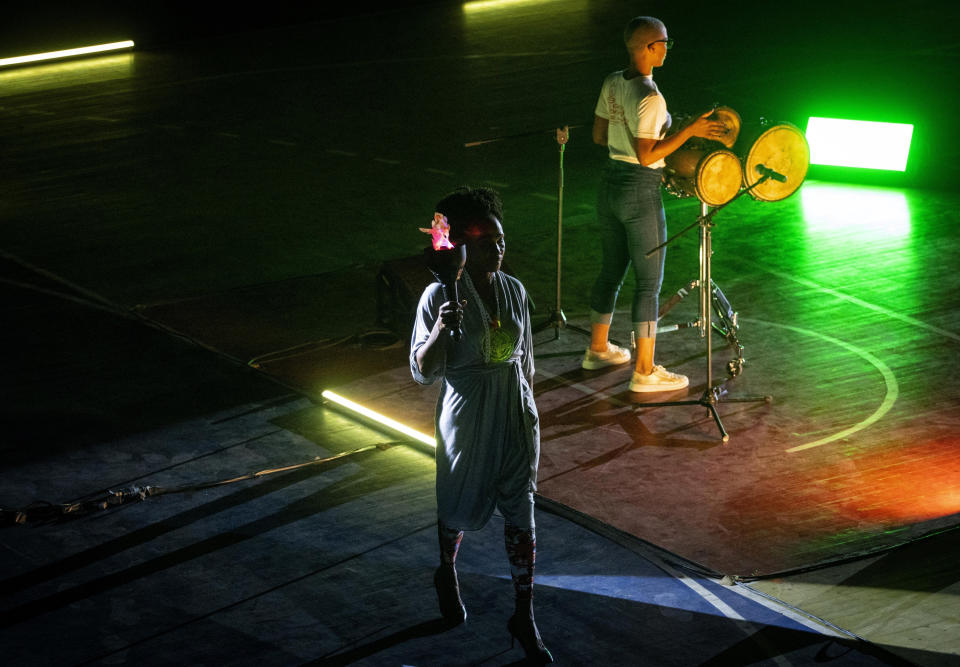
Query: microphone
440 280 462 341
424 244 467 341
756 164 787 183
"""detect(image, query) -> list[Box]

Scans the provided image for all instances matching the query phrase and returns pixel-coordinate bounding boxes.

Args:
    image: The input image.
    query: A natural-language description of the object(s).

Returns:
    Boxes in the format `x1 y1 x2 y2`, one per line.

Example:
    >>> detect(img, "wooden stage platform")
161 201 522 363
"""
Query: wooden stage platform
3 4 959 659
132 182 960 580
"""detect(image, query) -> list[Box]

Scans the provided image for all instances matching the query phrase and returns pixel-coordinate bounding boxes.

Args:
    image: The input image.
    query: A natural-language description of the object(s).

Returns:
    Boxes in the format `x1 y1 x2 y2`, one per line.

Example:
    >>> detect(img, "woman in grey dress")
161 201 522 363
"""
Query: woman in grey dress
411 186 551 663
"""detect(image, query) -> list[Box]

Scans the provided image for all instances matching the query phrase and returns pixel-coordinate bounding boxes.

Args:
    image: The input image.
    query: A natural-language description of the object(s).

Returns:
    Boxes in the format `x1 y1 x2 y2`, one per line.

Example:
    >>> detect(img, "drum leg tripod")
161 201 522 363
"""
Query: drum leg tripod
642 198 771 442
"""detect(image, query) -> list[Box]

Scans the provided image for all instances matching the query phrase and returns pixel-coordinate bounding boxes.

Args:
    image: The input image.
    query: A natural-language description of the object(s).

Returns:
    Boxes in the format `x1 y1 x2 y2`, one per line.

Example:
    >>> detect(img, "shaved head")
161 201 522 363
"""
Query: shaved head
624 16 666 54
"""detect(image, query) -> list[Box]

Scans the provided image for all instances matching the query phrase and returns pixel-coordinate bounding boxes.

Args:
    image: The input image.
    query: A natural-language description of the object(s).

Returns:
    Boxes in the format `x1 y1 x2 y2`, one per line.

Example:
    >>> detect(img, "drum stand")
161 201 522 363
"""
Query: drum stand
642 185 772 442
534 126 593 341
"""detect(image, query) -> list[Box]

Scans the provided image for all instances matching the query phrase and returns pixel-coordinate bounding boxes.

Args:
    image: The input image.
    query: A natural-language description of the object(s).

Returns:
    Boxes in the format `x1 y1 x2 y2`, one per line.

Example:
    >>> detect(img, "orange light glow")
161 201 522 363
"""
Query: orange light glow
819 438 960 523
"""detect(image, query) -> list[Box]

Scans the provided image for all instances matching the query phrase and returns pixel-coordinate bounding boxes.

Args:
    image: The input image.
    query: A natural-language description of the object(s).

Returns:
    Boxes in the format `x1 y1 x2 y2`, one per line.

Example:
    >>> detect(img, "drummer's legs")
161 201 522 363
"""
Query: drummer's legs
589 170 630 352
625 193 689 391
635 336 656 375
626 191 666 375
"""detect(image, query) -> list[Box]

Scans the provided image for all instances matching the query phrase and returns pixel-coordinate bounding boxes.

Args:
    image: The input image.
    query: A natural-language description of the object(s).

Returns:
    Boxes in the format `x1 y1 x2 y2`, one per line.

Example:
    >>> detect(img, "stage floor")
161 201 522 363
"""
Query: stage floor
3 2 959 662
127 182 960 579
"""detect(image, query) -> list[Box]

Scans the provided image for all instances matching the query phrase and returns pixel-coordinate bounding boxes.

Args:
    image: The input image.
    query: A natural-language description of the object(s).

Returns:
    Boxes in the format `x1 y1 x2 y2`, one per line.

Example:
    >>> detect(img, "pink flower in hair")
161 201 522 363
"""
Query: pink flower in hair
420 212 455 250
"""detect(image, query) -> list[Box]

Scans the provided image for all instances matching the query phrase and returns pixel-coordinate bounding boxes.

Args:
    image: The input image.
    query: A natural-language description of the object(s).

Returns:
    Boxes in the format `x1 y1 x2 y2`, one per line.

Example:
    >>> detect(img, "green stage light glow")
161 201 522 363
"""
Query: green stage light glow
801 183 910 238
806 118 913 171
0 40 134 69
0 54 133 93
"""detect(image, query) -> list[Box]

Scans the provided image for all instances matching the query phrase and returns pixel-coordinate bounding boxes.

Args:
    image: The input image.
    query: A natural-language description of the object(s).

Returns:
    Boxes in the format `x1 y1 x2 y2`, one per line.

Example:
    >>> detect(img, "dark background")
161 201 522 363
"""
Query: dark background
4 1 951 188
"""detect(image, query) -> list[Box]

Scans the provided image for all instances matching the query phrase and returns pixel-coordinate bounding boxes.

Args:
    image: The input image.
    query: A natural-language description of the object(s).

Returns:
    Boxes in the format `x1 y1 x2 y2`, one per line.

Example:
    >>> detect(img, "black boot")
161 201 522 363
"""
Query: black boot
434 564 466 626
507 602 553 664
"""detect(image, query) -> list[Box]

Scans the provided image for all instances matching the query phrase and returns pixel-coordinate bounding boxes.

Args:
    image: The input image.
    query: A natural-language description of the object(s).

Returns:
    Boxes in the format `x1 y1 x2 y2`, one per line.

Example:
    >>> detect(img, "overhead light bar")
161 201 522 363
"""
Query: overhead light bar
0 40 135 69
321 390 437 448
806 117 913 171
463 0 555 12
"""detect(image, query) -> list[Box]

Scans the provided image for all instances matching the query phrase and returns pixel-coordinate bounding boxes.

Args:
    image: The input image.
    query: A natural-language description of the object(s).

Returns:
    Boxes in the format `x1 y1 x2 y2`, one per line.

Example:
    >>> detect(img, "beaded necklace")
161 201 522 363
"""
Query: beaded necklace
463 271 514 363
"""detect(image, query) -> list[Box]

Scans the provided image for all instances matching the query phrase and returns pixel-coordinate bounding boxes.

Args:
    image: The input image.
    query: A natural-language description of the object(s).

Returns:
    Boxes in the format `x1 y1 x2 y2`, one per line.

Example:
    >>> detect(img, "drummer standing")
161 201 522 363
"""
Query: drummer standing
584 15 727 392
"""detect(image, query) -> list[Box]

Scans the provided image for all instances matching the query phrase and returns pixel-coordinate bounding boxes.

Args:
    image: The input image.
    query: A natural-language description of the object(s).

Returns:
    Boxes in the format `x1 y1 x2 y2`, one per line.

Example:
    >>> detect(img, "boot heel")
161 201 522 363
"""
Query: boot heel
434 566 466 626
507 613 553 664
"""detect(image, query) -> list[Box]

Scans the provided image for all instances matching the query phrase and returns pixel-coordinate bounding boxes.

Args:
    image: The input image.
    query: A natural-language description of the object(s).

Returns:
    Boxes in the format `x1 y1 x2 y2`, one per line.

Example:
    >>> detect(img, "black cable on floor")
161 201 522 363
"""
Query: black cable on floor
1 442 395 527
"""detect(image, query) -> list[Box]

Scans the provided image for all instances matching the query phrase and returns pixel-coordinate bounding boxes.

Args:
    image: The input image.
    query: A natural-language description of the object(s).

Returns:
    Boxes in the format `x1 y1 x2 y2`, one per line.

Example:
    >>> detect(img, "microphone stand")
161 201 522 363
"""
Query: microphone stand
640 177 773 442
465 123 596 343
533 126 594 341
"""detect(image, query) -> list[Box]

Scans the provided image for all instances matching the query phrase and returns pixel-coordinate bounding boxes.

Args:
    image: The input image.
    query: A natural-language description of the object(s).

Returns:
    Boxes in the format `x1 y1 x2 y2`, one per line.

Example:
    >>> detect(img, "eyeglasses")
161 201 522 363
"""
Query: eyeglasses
648 38 674 50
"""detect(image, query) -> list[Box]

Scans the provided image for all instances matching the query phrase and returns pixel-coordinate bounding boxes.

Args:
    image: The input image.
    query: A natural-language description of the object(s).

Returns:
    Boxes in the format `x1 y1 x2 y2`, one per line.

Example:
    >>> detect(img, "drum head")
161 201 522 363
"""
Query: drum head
696 149 742 206
742 123 809 201
711 106 741 149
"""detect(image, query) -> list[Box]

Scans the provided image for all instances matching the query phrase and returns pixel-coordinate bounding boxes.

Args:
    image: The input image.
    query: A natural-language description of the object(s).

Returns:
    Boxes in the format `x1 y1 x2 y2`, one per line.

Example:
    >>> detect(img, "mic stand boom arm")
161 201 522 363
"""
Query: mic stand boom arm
645 174 770 260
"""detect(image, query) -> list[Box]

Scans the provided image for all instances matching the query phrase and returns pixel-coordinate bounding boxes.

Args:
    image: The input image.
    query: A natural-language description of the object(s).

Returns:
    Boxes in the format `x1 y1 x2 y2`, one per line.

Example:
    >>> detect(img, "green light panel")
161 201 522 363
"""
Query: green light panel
806 117 913 171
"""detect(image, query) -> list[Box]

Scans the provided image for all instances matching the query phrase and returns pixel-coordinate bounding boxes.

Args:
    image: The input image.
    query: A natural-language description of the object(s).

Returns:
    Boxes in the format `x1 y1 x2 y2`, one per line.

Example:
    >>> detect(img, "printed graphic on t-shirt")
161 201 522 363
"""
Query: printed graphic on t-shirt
607 94 625 130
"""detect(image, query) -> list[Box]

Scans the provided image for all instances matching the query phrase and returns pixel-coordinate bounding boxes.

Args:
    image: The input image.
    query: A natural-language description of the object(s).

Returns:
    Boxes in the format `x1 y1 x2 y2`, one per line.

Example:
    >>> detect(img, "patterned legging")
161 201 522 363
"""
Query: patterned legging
439 521 535 598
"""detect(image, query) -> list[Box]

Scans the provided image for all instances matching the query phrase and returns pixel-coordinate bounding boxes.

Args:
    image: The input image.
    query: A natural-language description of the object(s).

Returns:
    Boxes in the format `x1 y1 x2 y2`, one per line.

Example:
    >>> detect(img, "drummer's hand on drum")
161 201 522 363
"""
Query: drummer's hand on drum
688 110 729 141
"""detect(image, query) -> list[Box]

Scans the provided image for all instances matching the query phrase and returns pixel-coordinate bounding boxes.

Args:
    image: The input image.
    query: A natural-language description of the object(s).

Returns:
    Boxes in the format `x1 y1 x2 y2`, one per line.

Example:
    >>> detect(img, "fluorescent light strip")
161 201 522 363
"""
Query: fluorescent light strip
321 390 437 448
463 0 553 12
806 117 913 171
0 41 135 68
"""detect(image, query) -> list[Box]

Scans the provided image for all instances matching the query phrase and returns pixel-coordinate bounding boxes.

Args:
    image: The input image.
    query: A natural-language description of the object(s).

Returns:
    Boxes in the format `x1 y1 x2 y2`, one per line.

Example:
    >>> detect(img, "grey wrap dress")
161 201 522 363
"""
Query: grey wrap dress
410 270 539 531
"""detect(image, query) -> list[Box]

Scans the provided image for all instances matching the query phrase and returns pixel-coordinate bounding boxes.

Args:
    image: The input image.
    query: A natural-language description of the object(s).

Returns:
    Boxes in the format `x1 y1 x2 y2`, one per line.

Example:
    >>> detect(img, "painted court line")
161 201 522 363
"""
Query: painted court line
744 319 900 453
751 262 960 344
663 565 744 620
728 583 847 638
538 320 897 454
655 561 796 667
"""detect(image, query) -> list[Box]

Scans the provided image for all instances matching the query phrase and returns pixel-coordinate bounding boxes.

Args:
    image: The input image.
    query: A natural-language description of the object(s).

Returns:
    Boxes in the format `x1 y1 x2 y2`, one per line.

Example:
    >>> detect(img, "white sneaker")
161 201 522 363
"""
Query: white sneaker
629 365 689 392
582 343 631 370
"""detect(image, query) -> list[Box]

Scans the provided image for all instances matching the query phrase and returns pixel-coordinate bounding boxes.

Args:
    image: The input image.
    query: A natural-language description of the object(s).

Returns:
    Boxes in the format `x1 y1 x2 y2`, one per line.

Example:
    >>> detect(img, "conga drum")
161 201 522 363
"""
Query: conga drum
664 145 743 206
707 106 741 149
664 106 744 206
736 120 809 201
670 106 742 148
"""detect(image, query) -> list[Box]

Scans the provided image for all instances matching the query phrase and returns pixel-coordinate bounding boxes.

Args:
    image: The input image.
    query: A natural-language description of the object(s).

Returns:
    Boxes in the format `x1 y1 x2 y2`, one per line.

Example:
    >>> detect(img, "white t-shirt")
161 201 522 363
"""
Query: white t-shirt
595 71 671 168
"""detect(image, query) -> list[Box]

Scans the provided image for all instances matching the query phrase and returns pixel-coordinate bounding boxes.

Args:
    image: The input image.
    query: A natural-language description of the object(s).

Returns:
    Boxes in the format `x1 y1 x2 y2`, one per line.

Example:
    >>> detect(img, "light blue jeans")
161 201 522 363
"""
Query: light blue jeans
589 160 666 337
